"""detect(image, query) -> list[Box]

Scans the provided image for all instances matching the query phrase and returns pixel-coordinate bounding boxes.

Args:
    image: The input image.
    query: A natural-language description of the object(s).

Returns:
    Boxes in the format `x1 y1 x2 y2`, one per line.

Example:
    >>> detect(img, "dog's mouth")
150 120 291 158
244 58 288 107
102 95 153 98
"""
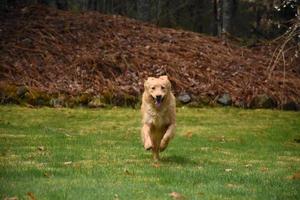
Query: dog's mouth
152 95 164 108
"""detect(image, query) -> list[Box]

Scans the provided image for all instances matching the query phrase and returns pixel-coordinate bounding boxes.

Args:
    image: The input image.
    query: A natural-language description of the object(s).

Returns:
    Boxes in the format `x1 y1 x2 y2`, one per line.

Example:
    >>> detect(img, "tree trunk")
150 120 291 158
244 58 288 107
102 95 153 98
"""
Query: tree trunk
222 0 233 35
137 0 151 22
155 0 161 25
213 0 222 36
55 0 68 10
0 0 7 9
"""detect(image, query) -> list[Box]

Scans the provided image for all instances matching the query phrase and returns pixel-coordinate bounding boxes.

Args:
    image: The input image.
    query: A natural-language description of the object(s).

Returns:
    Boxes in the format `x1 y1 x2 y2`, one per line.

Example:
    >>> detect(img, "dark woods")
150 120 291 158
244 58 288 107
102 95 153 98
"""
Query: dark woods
1 0 299 40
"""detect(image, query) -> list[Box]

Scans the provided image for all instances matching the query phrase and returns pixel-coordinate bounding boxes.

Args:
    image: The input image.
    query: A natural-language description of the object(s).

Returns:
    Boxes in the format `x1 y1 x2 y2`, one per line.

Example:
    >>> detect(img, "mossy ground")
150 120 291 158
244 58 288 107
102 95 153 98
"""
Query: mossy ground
0 106 299 200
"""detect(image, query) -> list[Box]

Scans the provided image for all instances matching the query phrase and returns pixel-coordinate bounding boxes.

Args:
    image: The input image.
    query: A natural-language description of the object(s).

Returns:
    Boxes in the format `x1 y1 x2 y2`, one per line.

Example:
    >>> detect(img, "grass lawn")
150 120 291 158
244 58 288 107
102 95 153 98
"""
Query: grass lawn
0 105 300 200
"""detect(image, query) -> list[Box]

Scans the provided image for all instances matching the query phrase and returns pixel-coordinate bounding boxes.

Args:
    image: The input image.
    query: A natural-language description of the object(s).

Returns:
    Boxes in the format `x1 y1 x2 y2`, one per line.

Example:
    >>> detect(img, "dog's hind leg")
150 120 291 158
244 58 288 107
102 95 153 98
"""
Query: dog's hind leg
151 134 161 161
152 145 160 161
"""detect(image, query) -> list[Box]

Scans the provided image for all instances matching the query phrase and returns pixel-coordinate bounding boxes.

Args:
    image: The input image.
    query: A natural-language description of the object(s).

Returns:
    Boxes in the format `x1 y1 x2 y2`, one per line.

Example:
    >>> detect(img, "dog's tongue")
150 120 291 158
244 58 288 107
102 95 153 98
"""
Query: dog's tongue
155 102 161 108
155 99 162 108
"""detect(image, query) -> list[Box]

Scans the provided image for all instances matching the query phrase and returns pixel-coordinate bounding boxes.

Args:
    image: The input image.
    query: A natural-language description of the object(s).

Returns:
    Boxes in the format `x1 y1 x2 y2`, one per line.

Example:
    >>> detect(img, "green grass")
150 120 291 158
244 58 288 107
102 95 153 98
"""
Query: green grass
0 105 300 200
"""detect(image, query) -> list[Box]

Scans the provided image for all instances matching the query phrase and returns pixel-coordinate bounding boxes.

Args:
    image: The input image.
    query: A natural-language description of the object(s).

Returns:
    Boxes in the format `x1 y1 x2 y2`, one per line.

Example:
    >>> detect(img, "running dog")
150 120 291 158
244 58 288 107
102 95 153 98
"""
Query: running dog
141 75 176 161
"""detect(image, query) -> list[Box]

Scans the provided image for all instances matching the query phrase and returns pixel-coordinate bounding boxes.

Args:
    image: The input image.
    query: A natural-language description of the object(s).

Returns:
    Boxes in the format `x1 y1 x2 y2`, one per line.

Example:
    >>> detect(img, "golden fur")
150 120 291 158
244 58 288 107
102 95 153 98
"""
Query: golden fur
141 76 176 160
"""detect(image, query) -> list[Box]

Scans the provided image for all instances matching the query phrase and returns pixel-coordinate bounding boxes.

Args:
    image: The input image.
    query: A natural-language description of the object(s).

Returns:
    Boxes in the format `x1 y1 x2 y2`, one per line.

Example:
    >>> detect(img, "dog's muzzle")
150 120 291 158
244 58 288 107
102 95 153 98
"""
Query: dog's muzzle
154 95 164 108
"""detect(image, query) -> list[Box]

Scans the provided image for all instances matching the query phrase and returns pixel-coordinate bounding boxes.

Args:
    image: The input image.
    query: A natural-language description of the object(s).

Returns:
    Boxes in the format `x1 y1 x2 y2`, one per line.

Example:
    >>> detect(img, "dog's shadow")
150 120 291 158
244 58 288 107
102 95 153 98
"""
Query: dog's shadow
160 155 197 166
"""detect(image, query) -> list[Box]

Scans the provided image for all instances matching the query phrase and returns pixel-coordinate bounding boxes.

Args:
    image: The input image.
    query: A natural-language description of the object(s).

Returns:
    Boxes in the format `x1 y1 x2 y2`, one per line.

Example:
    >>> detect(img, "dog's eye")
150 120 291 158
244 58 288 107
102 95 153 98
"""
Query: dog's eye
161 86 165 90
151 87 155 90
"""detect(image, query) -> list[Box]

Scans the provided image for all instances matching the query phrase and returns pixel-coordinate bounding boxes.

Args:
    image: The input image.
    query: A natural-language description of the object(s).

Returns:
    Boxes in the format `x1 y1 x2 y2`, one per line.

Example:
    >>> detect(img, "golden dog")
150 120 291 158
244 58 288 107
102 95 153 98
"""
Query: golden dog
141 76 176 161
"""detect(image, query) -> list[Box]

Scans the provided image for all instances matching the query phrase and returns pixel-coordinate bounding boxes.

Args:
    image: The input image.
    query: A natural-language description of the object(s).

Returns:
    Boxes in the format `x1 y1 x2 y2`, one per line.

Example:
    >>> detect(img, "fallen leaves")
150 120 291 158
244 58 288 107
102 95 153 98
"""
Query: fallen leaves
287 172 300 180
114 194 120 200
260 167 269 173
43 172 52 178
27 192 36 200
294 138 300 143
169 192 185 200
123 168 133 175
209 135 226 143
200 147 209 151
4 193 36 200
37 146 45 151
245 164 253 168
225 168 233 172
63 161 72 165
1 5 299 108
151 162 161 168
4 197 18 200
183 131 193 138
292 172 300 180
226 183 240 189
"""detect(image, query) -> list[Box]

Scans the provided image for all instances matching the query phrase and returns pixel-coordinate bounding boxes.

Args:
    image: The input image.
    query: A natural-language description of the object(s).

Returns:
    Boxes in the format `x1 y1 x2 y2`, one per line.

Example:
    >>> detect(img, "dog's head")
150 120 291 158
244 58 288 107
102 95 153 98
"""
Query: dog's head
144 76 171 108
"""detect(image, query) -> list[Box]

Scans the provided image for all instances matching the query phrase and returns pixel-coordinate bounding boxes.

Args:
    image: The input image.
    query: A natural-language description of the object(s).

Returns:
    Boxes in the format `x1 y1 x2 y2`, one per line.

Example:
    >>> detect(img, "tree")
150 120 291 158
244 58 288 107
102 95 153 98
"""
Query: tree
213 0 221 36
213 0 237 37
137 0 151 21
222 0 233 34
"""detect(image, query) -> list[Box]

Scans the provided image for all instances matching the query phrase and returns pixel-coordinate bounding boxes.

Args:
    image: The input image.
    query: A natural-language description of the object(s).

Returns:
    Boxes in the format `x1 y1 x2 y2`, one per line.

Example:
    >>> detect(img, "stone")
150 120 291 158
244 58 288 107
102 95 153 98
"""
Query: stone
250 94 277 108
88 96 105 108
0 90 6 104
49 98 64 108
35 97 48 106
198 96 211 105
282 102 299 111
178 93 191 104
234 101 245 108
187 101 201 107
217 93 232 106
16 86 28 98
21 38 33 47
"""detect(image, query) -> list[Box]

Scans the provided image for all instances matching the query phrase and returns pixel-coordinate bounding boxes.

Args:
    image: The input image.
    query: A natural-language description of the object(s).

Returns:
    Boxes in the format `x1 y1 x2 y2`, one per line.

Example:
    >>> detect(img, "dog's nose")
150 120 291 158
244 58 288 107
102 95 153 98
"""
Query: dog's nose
156 95 162 100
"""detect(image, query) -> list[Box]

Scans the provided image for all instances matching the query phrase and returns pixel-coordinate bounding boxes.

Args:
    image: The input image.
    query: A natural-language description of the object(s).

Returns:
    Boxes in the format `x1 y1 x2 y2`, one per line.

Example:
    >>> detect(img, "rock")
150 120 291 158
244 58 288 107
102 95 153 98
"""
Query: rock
37 146 45 151
49 98 64 108
178 93 191 104
16 86 28 98
294 138 300 143
234 100 245 108
21 38 33 47
77 94 92 105
282 102 299 111
0 90 6 104
198 95 211 105
35 97 47 106
217 93 232 106
250 94 277 108
88 96 105 108
187 101 201 107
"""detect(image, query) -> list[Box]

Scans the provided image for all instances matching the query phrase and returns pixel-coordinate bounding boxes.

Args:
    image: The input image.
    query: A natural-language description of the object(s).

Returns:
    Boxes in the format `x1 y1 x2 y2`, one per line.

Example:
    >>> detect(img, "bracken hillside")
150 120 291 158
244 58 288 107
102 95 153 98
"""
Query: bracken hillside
0 5 299 109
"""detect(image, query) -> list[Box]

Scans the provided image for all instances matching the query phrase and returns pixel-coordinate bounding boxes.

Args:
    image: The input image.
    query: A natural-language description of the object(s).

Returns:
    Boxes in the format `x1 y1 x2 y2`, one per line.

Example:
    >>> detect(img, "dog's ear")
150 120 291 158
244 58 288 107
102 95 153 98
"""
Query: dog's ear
144 77 155 89
159 75 168 80
147 77 155 81
159 76 171 89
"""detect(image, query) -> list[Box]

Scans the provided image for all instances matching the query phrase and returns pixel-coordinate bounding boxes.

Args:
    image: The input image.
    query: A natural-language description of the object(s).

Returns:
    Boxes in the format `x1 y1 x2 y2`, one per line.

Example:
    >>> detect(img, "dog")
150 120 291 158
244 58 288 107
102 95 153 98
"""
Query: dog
141 75 176 161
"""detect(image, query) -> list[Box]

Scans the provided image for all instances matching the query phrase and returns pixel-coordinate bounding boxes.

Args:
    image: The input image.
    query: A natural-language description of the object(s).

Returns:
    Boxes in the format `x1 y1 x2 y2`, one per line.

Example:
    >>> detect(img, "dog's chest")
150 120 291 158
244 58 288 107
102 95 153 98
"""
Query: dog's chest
145 109 169 128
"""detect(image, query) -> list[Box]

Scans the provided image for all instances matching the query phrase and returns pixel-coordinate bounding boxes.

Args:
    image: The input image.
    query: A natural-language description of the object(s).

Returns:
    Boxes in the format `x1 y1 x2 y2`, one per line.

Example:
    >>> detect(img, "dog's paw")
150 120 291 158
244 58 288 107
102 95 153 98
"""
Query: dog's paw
144 143 152 151
159 140 168 152
145 146 152 151
159 147 166 152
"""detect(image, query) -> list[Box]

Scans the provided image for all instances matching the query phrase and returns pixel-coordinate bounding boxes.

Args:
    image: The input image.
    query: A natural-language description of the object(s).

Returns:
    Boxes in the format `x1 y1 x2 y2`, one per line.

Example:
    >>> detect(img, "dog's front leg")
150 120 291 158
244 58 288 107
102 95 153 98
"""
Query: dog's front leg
141 124 152 150
160 123 175 152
